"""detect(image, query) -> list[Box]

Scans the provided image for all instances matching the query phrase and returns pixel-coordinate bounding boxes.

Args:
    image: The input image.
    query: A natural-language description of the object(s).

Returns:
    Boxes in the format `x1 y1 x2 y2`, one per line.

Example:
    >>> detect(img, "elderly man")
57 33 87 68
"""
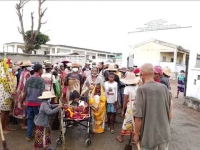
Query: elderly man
134 63 171 150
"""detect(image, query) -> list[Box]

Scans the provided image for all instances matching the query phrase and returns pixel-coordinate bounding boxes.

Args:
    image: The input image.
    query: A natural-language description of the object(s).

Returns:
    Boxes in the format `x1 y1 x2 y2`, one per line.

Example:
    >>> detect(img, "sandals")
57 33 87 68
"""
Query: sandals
116 136 123 143
106 127 111 131
110 129 115 134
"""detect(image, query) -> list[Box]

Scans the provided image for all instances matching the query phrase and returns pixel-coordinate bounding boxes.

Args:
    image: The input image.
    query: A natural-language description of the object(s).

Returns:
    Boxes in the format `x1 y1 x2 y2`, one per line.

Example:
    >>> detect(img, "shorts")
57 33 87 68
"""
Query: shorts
106 103 116 113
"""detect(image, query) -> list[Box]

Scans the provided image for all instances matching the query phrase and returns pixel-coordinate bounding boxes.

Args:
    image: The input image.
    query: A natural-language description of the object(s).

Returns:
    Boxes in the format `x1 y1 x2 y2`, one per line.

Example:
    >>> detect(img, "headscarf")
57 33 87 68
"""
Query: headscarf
154 66 163 83
154 66 163 75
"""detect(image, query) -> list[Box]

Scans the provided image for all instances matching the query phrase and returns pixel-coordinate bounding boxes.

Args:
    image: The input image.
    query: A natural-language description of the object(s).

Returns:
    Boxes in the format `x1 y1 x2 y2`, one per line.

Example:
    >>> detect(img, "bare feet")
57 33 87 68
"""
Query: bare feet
116 136 123 143
3 130 11 134
6 128 16 131
21 126 28 129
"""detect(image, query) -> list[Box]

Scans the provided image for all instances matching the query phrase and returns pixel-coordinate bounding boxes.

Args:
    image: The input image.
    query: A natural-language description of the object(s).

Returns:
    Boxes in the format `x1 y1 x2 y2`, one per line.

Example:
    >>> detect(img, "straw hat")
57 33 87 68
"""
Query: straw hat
119 67 127 73
163 67 171 77
120 72 139 85
72 63 79 68
106 65 117 71
38 91 56 99
45 64 53 69
21 60 32 67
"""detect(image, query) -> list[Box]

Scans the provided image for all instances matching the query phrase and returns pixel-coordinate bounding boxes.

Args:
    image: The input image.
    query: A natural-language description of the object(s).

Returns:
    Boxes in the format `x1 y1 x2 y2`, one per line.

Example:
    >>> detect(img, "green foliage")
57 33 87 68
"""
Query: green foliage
25 30 50 50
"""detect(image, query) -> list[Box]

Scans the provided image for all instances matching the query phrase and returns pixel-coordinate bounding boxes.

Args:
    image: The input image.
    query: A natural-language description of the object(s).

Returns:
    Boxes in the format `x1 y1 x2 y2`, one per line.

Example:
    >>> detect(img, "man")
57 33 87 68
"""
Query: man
134 63 171 150
25 63 45 141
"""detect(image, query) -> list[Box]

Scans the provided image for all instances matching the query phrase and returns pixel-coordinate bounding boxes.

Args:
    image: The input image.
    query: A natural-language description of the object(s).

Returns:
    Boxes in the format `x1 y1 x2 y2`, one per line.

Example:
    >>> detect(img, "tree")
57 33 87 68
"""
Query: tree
16 0 50 54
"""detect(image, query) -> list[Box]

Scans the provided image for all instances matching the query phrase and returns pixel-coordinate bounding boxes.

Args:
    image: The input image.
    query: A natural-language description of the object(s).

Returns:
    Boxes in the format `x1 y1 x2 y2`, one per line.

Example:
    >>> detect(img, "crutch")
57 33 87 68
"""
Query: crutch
59 94 67 150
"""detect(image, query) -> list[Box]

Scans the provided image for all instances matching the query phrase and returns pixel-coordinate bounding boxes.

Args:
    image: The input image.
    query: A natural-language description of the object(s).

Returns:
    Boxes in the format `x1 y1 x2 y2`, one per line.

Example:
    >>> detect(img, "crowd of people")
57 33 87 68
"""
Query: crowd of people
0 57 185 150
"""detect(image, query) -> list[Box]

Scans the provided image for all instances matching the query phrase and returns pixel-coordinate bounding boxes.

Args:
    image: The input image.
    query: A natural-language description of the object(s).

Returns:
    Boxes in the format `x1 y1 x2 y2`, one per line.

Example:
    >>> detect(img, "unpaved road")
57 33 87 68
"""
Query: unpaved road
4 81 200 150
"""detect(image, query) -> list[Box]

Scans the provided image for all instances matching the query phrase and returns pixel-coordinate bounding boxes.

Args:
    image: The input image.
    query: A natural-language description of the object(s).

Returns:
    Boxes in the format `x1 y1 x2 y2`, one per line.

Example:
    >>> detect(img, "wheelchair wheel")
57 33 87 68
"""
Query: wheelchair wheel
56 138 63 146
85 139 92 147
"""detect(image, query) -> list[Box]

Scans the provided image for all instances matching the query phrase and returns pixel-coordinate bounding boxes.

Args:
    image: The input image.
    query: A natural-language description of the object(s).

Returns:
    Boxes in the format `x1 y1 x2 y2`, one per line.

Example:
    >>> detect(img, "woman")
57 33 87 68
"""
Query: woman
14 60 32 129
34 91 62 150
176 70 185 98
116 72 139 143
0 58 16 133
65 63 83 104
89 83 106 133
58 63 67 92
82 67 104 96
98 62 108 82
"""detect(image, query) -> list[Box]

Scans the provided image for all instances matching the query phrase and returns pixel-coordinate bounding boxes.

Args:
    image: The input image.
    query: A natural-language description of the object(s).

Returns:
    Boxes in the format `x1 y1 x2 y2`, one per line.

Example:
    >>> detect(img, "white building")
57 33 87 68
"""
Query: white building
4 42 122 65
128 39 190 78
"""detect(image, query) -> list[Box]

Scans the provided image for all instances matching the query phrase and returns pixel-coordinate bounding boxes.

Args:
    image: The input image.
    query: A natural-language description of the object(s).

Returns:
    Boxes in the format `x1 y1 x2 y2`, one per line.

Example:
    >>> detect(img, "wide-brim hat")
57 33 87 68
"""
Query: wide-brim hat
163 67 171 77
38 91 56 99
72 63 79 68
120 72 140 85
21 60 32 67
119 67 127 73
45 64 53 69
106 65 117 71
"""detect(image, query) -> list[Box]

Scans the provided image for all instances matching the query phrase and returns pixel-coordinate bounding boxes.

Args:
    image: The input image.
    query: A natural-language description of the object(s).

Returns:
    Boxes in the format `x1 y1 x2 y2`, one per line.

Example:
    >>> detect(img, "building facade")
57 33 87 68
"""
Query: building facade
3 42 122 66
128 39 190 78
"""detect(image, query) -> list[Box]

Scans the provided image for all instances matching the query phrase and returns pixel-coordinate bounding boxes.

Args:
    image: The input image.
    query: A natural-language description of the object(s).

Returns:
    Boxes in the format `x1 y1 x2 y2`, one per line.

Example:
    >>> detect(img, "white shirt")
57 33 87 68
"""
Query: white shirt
104 81 118 103
41 73 56 94
124 85 138 108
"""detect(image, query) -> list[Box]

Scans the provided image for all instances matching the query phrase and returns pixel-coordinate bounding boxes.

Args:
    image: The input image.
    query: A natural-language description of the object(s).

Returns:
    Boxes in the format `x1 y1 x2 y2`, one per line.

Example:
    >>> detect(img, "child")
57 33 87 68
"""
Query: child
104 72 118 134
71 90 88 113
34 91 62 150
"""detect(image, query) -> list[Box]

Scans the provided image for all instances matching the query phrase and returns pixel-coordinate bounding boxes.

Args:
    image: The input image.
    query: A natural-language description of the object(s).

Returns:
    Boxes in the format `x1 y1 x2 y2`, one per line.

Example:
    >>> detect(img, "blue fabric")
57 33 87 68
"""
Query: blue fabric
27 106 40 137
106 103 116 113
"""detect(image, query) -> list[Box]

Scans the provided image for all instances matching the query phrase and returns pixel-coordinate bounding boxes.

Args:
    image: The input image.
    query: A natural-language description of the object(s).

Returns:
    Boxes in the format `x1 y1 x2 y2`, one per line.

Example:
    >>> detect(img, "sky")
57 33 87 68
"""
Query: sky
0 0 200 56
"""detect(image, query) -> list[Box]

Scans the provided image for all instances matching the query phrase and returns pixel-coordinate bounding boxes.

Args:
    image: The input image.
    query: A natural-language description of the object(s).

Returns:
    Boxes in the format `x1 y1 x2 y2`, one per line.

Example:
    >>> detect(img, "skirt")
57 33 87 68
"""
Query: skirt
177 80 185 92
121 105 134 136
34 126 51 149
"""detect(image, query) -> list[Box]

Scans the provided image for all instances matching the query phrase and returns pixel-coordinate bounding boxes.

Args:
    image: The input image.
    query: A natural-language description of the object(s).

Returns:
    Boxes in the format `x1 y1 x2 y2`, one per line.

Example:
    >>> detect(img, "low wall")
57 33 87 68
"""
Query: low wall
183 96 200 112
0 52 66 64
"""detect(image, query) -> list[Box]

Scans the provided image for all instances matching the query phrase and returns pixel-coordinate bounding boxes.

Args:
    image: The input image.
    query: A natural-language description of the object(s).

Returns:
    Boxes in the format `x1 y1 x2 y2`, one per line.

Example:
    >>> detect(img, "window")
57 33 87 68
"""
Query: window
44 51 50 55
86 55 89 59
162 56 166 62
196 54 200 68
198 75 200 80
170 58 174 62
92 56 96 59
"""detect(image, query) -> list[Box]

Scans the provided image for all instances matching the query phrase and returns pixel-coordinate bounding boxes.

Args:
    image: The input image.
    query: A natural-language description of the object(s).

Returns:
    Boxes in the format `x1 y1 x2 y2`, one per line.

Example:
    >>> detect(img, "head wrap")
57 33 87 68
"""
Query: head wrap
154 66 163 75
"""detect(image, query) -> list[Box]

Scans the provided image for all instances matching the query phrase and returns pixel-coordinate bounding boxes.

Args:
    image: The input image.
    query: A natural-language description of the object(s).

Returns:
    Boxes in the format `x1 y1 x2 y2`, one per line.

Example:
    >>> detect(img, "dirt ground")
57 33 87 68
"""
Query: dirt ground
4 81 200 150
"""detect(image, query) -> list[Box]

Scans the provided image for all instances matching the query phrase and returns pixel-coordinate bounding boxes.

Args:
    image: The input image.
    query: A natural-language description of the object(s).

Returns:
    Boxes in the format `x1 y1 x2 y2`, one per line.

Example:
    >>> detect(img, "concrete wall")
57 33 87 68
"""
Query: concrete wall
0 52 49 63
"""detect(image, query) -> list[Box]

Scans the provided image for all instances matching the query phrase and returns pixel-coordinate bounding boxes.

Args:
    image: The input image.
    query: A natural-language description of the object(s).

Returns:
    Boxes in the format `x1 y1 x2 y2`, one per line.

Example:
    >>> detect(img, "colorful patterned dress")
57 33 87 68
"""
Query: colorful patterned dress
0 58 16 111
13 70 31 119
121 85 138 136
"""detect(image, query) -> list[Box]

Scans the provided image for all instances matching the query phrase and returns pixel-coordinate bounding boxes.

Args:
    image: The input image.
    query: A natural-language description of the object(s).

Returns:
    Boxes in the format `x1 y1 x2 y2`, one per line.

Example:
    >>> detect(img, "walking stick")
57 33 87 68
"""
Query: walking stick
59 94 67 150
0 117 9 150
129 94 141 150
